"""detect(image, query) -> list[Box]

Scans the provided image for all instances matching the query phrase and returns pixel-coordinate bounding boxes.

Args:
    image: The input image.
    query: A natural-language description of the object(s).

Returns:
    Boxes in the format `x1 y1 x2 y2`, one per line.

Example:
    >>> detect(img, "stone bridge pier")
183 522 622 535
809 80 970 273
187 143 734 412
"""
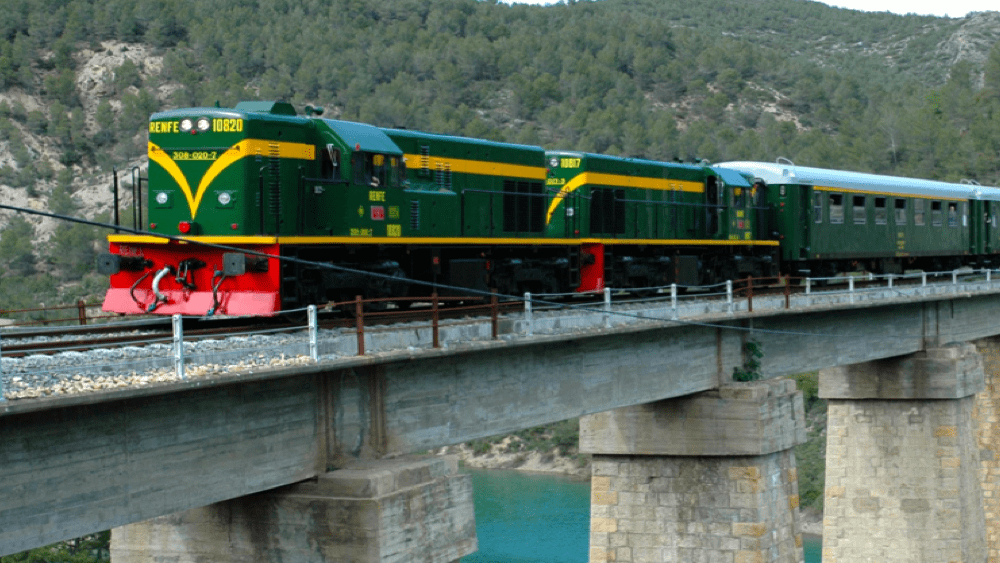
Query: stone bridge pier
111 456 476 563
819 343 988 563
580 378 807 563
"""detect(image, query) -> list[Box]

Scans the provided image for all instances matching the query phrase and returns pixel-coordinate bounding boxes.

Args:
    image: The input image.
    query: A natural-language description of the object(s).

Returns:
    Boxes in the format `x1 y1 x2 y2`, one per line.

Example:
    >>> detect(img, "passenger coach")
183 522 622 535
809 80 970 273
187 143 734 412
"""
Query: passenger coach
716 161 1000 277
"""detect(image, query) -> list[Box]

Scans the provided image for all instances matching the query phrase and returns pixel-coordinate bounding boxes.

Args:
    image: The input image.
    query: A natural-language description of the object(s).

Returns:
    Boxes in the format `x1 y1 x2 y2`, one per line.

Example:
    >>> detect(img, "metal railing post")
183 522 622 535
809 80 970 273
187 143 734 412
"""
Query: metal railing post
747 276 754 313
726 280 733 314
355 296 365 356
670 284 677 320
173 314 185 380
491 289 499 340
524 292 533 336
887 274 894 289
922 272 927 287
805 278 811 295
848 277 855 304
77 300 88 325
432 292 440 348
307 305 318 362
952 270 958 285
603 287 611 328
1 328 5 401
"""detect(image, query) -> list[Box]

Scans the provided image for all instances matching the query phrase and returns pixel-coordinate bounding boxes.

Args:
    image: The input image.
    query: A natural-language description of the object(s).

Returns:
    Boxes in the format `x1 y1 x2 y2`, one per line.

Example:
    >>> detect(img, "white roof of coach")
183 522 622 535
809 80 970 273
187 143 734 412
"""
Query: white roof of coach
715 161 1000 202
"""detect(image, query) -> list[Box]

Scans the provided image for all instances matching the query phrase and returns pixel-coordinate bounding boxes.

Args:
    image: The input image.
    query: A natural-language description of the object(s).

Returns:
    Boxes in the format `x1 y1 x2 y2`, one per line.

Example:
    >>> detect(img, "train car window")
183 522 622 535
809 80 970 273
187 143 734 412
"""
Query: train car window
931 201 943 226
894 199 907 225
829 194 844 224
813 193 822 224
852 195 866 224
948 203 958 227
874 197 887 225
914 199 925 226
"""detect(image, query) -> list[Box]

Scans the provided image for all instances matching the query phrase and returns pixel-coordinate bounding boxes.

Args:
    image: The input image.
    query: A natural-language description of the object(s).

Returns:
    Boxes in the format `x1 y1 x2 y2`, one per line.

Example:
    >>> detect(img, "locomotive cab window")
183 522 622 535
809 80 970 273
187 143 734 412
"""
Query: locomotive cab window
321 145 341 181
874 197 887 225
829 194 844 224
914 199 925 226
352 152 392 188
813 193 822 223
948 203 958 227
894 199 907 225
931 201 943 226
733 186 747 208
852 195 866 225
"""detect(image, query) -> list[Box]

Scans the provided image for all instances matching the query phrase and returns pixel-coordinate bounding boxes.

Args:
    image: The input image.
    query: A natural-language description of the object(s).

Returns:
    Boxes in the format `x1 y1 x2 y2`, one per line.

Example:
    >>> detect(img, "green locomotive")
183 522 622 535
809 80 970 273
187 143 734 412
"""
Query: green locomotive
99 101 778 316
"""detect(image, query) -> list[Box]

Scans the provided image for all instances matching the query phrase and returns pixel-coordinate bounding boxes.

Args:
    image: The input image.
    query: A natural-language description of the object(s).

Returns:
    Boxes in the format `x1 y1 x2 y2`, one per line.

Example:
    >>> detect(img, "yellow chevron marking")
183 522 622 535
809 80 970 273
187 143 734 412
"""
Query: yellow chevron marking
546 172 704 225
148 139 315 219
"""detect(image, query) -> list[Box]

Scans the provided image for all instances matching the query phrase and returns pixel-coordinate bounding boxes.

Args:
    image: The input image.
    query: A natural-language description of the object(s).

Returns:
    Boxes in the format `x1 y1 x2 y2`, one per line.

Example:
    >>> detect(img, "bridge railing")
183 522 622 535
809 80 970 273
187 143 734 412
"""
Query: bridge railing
3 268 1000 402
0 300 129 328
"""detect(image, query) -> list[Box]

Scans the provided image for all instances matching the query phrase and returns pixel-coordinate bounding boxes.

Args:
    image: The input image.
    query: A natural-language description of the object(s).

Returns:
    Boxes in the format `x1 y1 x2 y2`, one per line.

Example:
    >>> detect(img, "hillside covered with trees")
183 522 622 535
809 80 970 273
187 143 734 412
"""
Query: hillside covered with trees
0 0 999 311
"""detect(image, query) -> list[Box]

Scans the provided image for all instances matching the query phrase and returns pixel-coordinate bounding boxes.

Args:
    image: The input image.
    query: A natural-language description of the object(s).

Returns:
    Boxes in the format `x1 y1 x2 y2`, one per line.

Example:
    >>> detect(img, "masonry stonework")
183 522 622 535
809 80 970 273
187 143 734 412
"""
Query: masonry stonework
819 343 986 563
581 379 806 563
111 456 476 563
972 337 1000 561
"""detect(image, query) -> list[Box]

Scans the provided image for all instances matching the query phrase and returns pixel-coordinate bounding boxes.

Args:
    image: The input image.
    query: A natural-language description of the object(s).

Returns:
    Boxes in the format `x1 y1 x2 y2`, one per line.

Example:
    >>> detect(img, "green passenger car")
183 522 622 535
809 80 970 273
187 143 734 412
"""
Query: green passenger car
715 161 1000 276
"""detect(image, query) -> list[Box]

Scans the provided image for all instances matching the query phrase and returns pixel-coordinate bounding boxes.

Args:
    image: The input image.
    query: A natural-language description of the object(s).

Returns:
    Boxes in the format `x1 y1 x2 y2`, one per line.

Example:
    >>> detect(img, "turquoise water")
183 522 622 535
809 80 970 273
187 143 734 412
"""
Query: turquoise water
462 468 821 563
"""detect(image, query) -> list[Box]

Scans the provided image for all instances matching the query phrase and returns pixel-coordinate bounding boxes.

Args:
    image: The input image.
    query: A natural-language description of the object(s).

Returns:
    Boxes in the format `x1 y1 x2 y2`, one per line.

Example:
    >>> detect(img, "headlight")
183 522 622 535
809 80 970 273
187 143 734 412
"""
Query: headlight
197 117 211 132
156 192 169 204
217 192 231 205
179 118 193 132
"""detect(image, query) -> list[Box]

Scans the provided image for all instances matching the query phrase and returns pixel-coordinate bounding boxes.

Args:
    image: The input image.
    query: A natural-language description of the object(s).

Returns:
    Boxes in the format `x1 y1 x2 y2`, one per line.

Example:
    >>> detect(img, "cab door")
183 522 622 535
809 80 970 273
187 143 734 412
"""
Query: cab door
982 200 995 255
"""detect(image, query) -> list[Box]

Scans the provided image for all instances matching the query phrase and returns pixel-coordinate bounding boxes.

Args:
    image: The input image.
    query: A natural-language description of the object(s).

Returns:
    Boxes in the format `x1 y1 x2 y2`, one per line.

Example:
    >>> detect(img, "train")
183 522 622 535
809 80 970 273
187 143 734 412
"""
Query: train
97 101 1000 316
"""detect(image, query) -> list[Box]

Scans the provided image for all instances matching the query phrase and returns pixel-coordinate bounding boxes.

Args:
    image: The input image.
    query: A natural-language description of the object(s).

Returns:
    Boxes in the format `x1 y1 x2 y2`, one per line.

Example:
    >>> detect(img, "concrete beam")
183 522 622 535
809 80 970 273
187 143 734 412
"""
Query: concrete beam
579 379 806 456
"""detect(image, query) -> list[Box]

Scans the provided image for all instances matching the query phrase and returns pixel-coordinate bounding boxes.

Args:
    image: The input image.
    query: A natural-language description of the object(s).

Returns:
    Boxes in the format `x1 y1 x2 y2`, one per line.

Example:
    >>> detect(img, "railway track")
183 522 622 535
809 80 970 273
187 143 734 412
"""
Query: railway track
2 270 991 359
0 298 522 358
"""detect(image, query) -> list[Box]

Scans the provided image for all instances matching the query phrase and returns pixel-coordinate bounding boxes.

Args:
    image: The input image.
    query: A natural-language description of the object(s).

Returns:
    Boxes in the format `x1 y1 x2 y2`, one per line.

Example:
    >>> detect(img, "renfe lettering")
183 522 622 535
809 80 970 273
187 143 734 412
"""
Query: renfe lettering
149 121 179 134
